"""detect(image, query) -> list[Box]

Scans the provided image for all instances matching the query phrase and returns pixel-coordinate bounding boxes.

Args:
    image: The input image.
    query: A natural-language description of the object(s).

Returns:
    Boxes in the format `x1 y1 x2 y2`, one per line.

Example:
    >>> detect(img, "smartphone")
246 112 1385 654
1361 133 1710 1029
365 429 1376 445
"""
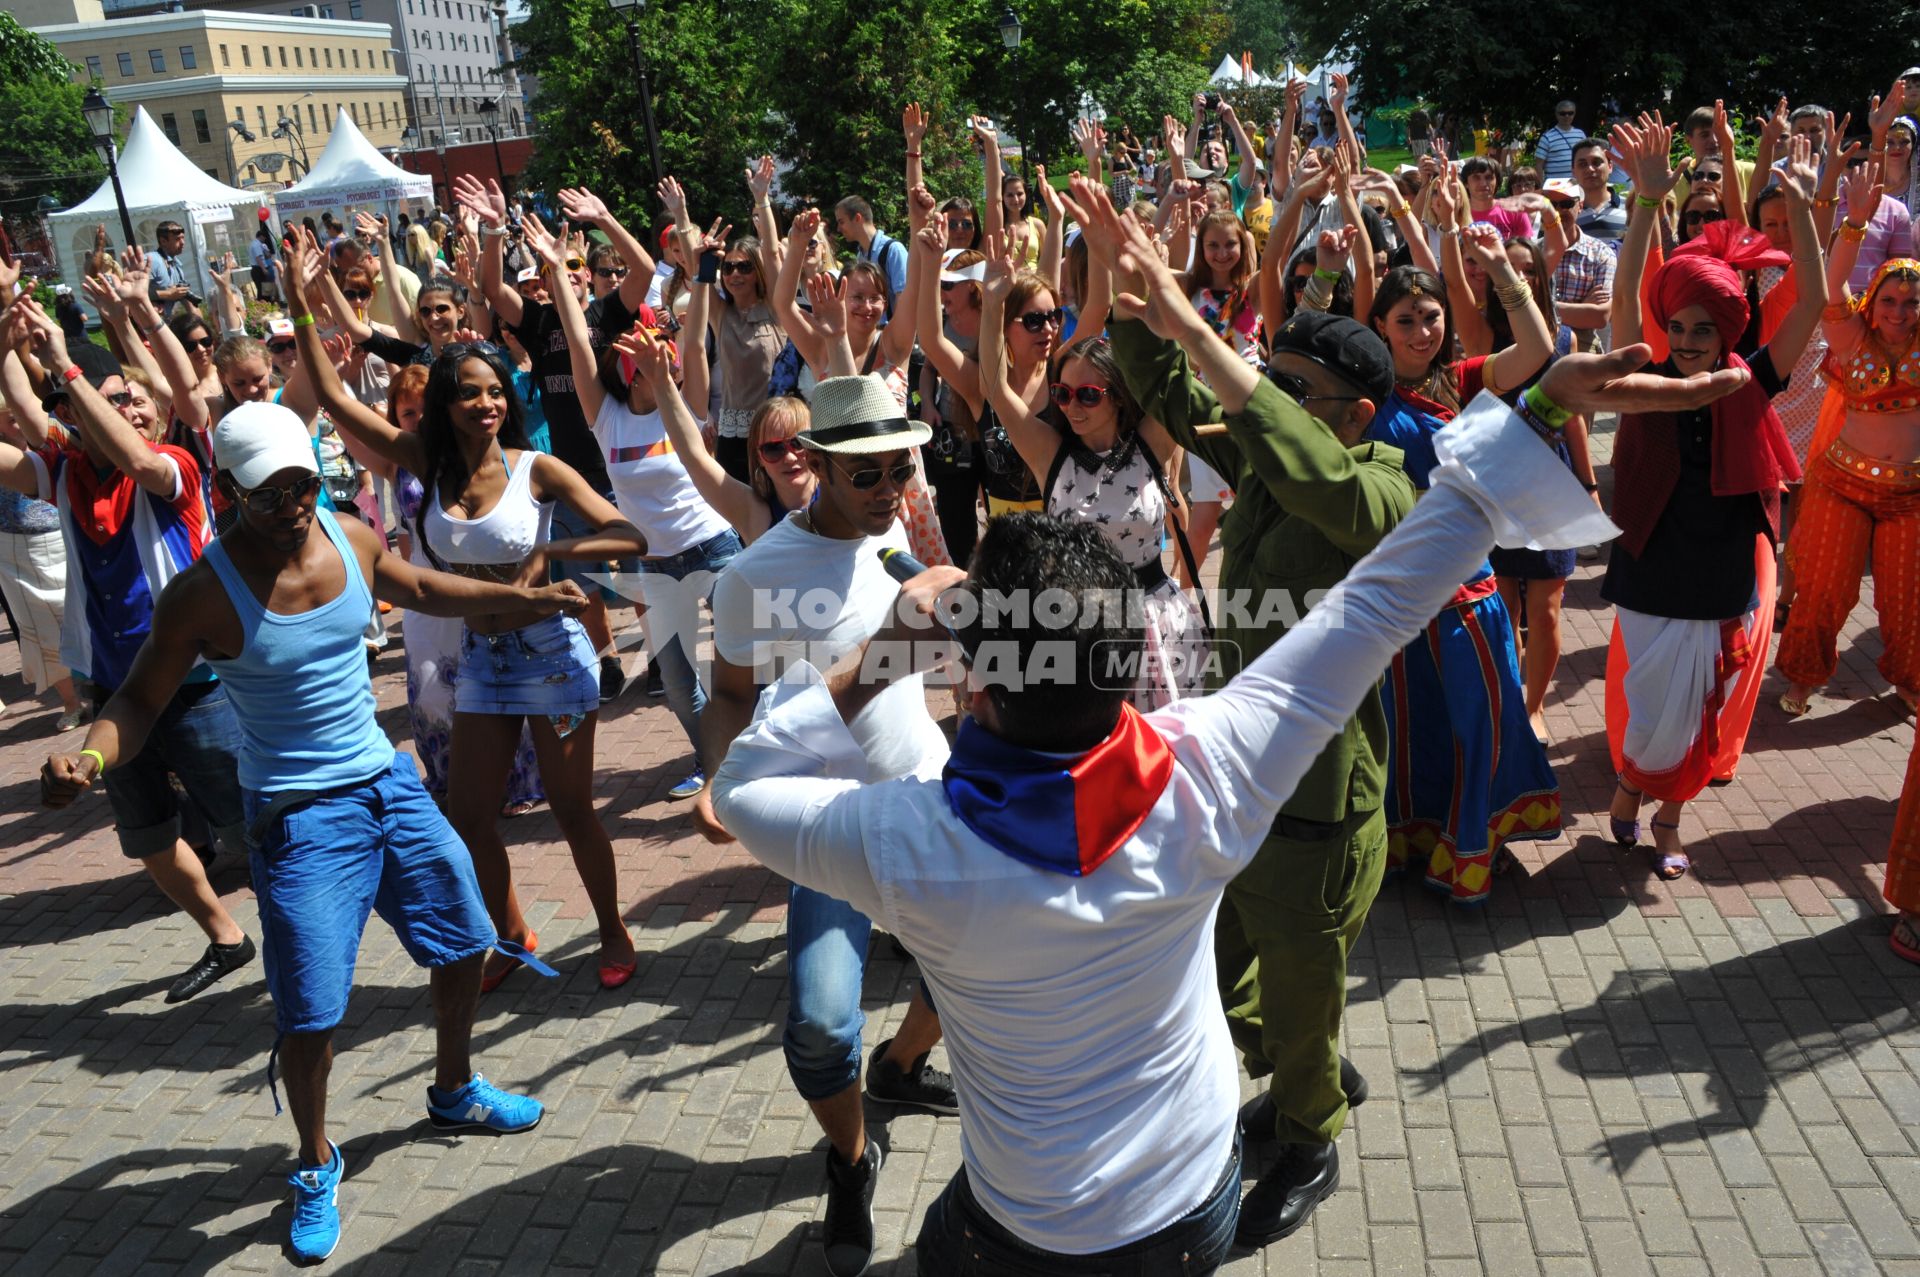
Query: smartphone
696 249 720 284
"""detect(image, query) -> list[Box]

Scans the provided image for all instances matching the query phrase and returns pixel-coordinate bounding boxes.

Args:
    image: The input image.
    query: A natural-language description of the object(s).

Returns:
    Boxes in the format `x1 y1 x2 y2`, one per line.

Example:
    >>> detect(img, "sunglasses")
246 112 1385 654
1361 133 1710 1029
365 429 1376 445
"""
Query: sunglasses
421 302 457 317
721 260 755 276
940 279 976 292
594 266 629 279
1049 382 1111 408
268 339 296 353
832 457 915 489
1286 273 1311 293
1015 308 1065 333
1557 111 1575 118
565 257 585 271
1695 171 1723 183
182 335 216 351
1268 370 1360 406
946 218 976 231
238 473 321 515
757 438 804 463
1684 210 1726 226
104 390 134 408
342 288 372 302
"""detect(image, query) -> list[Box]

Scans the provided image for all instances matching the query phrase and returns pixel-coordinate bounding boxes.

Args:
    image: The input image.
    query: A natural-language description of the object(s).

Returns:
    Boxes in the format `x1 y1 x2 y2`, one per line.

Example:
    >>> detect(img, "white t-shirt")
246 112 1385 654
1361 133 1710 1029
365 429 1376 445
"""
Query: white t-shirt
710 514 945 784
644 260 676 311
591 397 732 558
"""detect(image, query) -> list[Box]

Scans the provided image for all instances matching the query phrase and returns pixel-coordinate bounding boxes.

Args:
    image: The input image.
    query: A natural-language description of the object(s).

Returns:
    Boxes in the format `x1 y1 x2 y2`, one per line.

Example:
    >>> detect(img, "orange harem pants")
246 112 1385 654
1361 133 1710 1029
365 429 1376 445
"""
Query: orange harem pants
1887 740 1920 914
1775 442 1920 697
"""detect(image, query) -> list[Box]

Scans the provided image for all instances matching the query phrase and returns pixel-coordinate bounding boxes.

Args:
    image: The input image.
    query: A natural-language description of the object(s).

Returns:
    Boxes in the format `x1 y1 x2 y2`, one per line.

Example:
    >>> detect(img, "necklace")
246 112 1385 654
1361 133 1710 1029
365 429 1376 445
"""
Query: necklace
1395 367 1438 394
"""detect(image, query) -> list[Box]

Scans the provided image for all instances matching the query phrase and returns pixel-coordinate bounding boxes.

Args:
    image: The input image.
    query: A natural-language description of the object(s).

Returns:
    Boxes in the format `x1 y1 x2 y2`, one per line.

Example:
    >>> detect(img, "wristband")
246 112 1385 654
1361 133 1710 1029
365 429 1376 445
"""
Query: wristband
60 363 83 384
480 223 508 239
1388 203 1412 220
79 748 106 778
1813 196 1837 210
1313 267 1343 282
1839 220 1869 241
1634 193 1663 209
1521 383 1573 432
142 316 167 336
292 312 317 327
904 150 922 158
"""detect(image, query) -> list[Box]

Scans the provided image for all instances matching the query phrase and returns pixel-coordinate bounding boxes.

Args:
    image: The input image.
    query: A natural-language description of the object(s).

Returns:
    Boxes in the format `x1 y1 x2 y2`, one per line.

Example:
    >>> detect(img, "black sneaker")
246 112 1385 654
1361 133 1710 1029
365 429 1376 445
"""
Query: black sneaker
644 663 665 698
822 1138 882 1277
598 655 627 703
1238 1056 1368 1144
865 1037 960 1116
166 936 256 1004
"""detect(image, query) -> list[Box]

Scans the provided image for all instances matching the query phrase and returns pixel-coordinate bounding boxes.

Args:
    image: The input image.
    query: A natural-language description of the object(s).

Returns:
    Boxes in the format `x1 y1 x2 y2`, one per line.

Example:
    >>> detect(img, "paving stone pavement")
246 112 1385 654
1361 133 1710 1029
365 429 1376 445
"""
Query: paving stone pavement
2 422 1918 1274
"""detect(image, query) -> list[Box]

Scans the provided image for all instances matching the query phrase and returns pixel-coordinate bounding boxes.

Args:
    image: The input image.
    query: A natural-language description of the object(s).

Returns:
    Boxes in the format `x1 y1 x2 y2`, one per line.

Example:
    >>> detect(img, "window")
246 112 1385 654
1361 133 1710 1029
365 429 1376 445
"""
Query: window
219 43 229 66
148 48 166 72
379 102 387 127
321 4 334 15
279 46 288 67
85 54 102 78
351 49 360 68
406 0 413 11
350 102 359 124
262 45 271 66
205 168 217 179
436 31 443 49
192 108 210 143
240 45 251 67
117 51 135 76
349 0 362 16
160 112 180 143
179 46 196 70
307 103 317 130
256 105 267 130
295 47 303 66
324 48 332 68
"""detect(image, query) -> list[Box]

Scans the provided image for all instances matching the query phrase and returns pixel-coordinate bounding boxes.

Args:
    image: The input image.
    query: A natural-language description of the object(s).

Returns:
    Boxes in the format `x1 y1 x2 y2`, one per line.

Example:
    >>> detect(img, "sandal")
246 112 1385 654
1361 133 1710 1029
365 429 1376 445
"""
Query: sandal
1779 688 1812 717
500 799 538 819
1891 915 1920 966
599 957 639 990
1650 818 1689 881
1609 777 1644 848
481 930 540 994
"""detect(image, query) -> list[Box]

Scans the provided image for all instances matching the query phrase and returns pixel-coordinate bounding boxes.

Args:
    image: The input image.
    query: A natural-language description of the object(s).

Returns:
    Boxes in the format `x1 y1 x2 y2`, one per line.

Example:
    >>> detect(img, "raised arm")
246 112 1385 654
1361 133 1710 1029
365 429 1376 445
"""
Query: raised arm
209 252 246 335
456 173 522 330
1609 115 1681 348
1767 134 1830 378
912 218 982 414
879 187 931 368
1824 159 1881 352
975 116 1007 245
903 104 929 200
677 219 716 413
534 216 608 425
1711 101 1748 230
1220 102 1258 192
1329 73 1364 168
80 271 164 409
1753 96 1788 191
13 299 175 496
744 155 783 283
1036 167 1066 294
285 231 426 475
556 185 656 313
771 207 827 369
611 323 762 537
1332 144 1377 320
1257 172 1325 335
977 239 1065 484
1468 224 1555 394
115 248 210 433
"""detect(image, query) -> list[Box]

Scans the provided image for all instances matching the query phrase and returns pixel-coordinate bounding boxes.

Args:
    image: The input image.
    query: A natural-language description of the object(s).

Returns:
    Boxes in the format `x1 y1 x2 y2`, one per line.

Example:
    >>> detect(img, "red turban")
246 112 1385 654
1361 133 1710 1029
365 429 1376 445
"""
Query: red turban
1648 223 1791 346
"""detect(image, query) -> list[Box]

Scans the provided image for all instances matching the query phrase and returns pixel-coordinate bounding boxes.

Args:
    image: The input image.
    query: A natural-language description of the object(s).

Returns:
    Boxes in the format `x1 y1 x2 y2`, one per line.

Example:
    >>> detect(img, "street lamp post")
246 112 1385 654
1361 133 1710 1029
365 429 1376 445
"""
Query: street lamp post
81 88 137 249
996 6 1030 187
273 115 312 177
225 118 257 187
477 97 508 188
606 0 664 187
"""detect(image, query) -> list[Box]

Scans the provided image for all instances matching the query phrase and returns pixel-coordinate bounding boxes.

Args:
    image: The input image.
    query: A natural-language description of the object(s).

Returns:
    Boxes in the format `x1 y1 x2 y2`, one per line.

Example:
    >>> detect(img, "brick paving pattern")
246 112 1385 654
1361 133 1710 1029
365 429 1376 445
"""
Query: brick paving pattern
2 419 1917 1274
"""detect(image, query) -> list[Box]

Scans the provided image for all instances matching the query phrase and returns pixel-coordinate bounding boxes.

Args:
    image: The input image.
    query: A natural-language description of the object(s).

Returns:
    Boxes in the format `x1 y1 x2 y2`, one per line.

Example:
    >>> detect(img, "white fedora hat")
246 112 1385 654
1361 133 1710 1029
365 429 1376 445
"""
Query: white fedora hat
798 374 931 454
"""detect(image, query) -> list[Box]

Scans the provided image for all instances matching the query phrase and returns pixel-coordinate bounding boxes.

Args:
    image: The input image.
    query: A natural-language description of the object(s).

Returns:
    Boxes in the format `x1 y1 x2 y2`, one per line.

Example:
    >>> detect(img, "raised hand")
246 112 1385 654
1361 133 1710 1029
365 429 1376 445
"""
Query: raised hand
1315 225 1358 273
1540 343 1750 415
80 273 123 322
611 323 678 388
354 210 384 240
0 252 19 295
970 115 1000 150
1330 141 1356 194
915 217 948 257
804 271 848 339
1779 134 1820 208
1459 222 1507 270
903 102 928 148
1872 78 1909 136
1761 96 1791 146
1613 114 1679 201
745 155 776 202
522 211 566 267
451 327 487 345
1071 117 1105 163
452 173 508 227
1428 172 1459 223
1162 113 1186 165
321 329 353 369
1035 167 1065 223
12 297 69 367
557 186 612 226
909 183 937 221
656 175 688 220
698 218 733 257
1843 158 1885 227
1286 80 1308 116
1329 71 1350 109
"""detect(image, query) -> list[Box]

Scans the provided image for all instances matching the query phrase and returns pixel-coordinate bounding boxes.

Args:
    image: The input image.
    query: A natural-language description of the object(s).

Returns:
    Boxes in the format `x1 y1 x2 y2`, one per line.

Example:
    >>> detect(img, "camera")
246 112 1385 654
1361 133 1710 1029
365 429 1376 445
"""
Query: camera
1203 92 1221 113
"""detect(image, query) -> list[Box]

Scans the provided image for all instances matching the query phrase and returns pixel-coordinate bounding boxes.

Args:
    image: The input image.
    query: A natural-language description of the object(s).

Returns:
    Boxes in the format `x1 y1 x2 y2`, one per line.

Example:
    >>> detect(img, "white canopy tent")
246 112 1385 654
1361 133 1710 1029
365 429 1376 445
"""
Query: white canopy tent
272 110 433 227
1209 52 1281 89
48 107 265 316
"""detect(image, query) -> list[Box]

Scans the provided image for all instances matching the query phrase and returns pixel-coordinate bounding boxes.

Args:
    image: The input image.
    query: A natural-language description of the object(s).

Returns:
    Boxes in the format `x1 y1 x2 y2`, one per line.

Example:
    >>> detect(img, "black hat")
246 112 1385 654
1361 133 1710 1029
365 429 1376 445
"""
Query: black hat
46 341 125 404
1268 310 1393 404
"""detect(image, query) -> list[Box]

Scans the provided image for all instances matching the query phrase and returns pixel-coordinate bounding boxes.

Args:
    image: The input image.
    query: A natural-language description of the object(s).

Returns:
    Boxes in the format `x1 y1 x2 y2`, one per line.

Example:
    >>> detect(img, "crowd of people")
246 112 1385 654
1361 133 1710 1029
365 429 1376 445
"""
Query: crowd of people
0 65 1916 1275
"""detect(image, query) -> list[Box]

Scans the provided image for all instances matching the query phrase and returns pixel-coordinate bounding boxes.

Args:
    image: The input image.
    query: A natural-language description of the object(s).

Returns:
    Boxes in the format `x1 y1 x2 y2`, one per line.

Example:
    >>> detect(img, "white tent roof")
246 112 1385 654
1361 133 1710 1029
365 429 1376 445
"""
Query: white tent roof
1210 52 1280 88
273 110 431 214
60 107 261 216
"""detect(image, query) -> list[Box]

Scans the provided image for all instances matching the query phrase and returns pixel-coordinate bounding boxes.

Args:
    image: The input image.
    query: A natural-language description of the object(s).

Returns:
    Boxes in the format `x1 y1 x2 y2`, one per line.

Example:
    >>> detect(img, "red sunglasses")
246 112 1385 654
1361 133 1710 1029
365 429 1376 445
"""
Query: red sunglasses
757 438 805 463
1049 382 1111 408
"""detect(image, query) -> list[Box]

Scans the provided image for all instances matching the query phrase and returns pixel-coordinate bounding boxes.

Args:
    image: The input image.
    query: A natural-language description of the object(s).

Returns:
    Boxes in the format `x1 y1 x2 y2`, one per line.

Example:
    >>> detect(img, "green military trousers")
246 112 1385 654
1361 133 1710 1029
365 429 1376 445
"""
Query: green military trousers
1214 805 1387 1144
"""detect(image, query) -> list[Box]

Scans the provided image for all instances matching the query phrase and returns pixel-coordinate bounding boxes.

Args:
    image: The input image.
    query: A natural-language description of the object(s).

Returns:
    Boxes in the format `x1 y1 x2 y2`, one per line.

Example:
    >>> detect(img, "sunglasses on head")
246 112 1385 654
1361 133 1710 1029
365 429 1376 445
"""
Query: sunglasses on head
1049 382 1111 408
594 266 628 279
721 260 755 276
342 288 372 302
268 339 296 353
757 437 804 463
1268 370 1360 406
1684 209 1726 226
833 457 915 489
1016 307 1065 333
238 473 320 515
182 335 216 351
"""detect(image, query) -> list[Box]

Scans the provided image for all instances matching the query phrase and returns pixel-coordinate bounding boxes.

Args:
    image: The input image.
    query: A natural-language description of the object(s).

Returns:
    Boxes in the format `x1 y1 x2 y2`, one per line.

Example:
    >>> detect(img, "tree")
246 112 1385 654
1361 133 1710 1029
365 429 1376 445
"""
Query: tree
1214 0 1300 79
0 14 104 212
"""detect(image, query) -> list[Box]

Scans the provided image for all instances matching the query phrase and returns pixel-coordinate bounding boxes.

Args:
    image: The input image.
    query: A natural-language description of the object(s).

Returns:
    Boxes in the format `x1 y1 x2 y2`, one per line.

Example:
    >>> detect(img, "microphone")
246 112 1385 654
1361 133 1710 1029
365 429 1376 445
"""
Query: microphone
878 546 929 583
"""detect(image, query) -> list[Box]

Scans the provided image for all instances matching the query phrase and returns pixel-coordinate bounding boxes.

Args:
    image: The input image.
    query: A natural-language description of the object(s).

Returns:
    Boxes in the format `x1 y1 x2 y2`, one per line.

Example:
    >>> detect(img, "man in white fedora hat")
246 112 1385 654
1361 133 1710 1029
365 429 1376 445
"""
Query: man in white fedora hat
700 373 957 1276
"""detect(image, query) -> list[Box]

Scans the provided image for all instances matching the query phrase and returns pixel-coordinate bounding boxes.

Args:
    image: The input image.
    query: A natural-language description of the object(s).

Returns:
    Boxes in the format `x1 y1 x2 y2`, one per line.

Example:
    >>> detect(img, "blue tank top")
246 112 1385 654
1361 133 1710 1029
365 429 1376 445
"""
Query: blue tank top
201 508 395 793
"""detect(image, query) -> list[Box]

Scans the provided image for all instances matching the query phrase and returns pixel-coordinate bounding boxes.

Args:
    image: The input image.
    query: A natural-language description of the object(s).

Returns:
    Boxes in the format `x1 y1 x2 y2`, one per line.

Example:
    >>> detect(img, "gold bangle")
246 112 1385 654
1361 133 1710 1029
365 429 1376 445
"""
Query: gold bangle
1495 281 1534 311
1388 203 1412 220
1813 196 1838 210
1839 220 1869 242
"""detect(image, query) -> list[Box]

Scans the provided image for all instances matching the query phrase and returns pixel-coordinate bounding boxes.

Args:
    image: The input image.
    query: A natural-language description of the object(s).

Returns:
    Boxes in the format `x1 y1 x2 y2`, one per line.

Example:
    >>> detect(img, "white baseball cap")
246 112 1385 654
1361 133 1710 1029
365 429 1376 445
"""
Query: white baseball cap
939 249 985 284
516 265 543 284
213 401 318 489
267 316 295 338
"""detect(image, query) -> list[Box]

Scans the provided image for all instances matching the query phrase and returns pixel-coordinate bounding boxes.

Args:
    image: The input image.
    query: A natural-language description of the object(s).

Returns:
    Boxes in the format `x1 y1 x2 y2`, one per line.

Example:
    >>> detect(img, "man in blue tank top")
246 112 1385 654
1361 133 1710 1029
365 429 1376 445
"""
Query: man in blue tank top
42 401 589 1264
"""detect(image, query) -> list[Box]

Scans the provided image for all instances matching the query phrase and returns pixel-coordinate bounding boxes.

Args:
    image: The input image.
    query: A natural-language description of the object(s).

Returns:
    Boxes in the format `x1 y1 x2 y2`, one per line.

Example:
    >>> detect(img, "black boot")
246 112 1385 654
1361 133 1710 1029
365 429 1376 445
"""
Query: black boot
1237 1056 1369 1144
1235 1142 1339 1247
822 1138 882 1276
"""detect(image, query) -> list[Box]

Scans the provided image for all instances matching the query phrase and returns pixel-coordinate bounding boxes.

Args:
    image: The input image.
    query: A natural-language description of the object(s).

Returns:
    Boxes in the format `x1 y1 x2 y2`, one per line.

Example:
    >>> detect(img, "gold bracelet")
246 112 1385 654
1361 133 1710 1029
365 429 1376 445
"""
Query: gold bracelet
1839 220 1869 242
1495 280 1534 311
1814 196 1838 210
1388 203 1412 220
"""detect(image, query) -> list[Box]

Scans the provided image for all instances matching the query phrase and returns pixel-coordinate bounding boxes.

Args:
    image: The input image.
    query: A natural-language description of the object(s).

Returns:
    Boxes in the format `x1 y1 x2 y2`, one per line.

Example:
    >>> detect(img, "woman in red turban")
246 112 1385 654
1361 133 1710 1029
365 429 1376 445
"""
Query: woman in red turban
1600 118 1828 880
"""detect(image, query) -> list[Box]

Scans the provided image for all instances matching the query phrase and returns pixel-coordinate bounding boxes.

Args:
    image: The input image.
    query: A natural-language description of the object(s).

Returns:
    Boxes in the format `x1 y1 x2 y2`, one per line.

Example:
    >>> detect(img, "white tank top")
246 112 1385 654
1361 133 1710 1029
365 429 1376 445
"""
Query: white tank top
423 450 554 565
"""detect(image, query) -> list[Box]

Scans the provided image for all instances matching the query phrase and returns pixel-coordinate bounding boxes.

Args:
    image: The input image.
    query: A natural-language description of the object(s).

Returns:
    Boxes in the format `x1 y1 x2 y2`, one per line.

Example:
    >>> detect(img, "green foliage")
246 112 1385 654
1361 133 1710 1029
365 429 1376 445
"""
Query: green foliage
0 18 104 211
1213 0 1300 77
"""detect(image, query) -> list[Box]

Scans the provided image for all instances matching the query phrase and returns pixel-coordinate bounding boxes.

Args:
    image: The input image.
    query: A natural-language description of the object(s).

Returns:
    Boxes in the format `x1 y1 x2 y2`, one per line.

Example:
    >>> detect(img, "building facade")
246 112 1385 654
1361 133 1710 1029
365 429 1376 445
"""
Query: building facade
27 3 410 188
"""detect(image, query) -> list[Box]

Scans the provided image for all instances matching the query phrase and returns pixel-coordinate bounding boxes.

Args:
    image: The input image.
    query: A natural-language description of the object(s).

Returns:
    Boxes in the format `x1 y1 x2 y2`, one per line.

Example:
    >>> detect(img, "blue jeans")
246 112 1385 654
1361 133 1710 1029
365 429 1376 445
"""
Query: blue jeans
914 1135 1242 1276
88 678 246 861
640 527 742 753
784 884 870 1100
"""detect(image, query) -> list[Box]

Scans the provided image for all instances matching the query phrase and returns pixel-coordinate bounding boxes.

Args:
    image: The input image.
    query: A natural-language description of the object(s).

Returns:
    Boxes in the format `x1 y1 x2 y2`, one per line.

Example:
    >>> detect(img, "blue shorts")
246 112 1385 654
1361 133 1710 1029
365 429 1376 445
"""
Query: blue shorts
244 755 496 1034
456 614 599 722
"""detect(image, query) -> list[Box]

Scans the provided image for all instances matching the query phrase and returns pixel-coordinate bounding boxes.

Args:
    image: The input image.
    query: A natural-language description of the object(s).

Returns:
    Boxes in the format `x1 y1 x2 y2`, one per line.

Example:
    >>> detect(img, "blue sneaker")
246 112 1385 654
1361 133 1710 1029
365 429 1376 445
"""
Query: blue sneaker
668 769 706 801
426 1074 544 1133
287 1141 344 1263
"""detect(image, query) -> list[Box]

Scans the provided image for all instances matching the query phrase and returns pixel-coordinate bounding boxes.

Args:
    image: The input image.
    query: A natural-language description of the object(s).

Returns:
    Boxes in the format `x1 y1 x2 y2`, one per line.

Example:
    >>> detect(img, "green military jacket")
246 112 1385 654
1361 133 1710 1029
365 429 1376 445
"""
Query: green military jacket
1110 318 1416 825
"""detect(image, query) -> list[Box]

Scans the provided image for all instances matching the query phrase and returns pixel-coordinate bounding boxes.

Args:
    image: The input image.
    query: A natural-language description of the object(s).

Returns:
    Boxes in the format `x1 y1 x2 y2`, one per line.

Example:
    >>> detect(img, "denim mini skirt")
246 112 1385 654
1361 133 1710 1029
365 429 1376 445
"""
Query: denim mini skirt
456 614 599 723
